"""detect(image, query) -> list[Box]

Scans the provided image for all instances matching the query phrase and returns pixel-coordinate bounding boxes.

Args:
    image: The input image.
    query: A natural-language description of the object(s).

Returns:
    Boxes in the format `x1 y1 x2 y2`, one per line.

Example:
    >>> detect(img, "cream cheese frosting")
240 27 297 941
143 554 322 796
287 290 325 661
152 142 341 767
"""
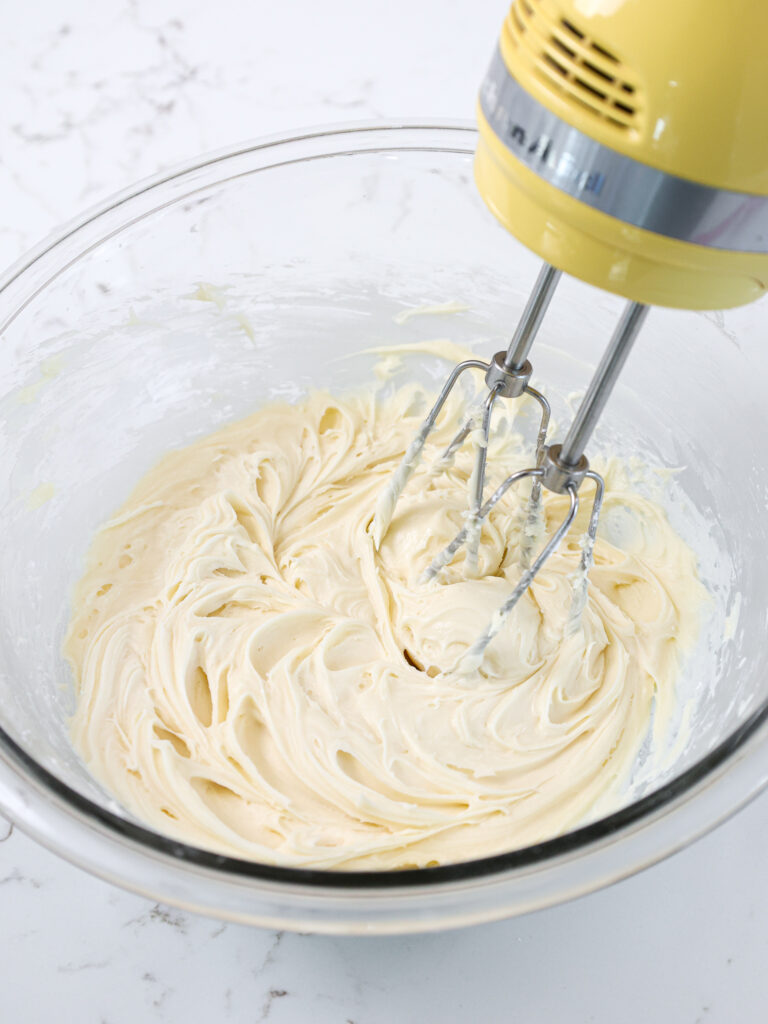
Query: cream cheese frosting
65 379 705 869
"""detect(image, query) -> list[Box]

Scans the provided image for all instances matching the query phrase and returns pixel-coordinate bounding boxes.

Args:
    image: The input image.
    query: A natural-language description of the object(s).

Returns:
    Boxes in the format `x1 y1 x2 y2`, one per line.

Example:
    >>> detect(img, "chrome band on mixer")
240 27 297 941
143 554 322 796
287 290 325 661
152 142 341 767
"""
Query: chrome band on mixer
479 48 768 254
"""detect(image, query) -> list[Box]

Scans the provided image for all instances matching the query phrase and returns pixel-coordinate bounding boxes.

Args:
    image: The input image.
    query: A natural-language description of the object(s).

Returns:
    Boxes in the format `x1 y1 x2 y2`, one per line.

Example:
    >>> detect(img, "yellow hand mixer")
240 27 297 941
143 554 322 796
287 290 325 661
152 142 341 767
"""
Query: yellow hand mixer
374 0 768 666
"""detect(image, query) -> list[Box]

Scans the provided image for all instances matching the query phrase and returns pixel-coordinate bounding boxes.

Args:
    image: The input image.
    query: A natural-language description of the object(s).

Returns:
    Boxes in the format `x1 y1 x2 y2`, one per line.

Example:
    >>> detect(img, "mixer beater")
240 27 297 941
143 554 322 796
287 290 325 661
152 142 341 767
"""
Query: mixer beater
372 262 558 565
372 260 648 666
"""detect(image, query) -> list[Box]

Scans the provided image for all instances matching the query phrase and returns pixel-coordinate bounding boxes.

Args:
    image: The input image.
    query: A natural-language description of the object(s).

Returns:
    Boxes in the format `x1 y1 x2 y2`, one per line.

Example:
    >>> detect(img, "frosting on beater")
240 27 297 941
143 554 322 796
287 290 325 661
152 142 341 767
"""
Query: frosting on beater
65 380 705 869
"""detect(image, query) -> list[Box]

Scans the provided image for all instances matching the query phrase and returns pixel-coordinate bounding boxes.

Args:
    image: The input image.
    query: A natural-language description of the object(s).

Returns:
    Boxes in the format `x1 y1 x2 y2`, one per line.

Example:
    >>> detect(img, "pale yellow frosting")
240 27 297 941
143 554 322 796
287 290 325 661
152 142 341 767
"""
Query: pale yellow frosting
65 381 704 869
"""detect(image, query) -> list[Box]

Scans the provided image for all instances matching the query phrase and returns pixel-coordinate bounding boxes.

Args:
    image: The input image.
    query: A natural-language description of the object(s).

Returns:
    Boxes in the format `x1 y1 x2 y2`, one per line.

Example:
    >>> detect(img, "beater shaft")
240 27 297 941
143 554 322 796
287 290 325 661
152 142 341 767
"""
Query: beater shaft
559 302 648 468
504 264 561 371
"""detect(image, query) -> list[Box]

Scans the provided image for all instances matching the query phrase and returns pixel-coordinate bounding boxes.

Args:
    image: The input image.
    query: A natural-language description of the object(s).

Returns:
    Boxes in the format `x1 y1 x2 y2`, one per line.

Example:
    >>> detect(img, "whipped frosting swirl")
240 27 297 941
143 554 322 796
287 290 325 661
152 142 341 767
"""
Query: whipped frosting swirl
66 382 704 869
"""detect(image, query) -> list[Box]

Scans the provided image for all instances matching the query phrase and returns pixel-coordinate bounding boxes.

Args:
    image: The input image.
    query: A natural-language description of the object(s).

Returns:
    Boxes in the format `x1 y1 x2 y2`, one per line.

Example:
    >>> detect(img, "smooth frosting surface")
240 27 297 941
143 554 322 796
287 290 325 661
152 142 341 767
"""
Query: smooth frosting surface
65 381 705 869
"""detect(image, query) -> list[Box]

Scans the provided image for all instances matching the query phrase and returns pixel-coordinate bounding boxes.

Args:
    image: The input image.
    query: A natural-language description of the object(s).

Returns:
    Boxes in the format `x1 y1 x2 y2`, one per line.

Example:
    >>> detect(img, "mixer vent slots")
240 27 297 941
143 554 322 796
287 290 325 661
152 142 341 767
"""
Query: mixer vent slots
508 0 641 132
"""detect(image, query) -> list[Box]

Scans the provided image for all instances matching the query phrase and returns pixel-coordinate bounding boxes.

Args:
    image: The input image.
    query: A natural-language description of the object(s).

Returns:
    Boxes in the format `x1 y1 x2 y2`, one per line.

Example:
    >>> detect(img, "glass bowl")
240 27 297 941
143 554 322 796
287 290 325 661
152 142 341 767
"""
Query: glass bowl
0 122 766 934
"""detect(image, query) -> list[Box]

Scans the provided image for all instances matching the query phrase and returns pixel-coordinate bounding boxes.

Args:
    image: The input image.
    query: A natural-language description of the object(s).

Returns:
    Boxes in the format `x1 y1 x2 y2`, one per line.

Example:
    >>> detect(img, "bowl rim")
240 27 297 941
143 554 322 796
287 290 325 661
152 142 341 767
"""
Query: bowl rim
0 119 478 323
1 119 766 900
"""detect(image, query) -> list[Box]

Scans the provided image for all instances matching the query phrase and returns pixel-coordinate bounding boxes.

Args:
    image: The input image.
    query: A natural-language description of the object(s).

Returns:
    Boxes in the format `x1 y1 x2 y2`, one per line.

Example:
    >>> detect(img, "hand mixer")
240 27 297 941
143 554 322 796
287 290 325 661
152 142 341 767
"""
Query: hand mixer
374 0 768 667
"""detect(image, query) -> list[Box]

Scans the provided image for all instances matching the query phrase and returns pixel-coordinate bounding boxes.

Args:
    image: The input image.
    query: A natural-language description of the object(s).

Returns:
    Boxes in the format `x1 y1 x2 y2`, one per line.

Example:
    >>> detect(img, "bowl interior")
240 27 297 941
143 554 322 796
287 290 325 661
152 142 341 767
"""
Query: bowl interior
0 131 762 845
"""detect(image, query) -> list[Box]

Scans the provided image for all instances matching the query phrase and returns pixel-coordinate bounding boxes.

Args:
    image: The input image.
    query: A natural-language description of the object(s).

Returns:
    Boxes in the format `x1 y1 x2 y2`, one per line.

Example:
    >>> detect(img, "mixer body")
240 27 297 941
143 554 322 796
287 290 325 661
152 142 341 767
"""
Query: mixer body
475 0 768 309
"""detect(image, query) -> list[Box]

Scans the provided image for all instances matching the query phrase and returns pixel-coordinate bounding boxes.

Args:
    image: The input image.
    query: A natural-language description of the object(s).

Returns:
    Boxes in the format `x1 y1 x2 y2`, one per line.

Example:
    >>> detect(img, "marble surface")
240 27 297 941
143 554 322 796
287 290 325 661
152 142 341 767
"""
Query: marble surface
1 0 767 1020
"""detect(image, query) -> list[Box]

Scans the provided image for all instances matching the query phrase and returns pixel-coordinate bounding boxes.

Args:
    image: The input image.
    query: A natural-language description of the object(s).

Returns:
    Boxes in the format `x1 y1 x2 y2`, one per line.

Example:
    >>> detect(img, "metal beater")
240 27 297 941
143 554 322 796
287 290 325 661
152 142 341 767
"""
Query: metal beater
372 262 648 668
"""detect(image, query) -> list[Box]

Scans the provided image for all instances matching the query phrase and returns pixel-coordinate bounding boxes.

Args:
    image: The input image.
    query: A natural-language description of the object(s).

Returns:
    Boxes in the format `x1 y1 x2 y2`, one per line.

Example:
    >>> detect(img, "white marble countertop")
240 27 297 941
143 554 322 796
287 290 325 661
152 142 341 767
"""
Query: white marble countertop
1 1 766 1020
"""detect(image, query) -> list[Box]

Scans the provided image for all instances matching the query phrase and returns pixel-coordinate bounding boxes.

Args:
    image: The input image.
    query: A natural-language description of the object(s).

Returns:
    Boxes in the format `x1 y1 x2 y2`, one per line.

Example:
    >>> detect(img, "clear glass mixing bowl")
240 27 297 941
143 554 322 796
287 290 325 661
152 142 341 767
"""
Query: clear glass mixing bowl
0 123 766 934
